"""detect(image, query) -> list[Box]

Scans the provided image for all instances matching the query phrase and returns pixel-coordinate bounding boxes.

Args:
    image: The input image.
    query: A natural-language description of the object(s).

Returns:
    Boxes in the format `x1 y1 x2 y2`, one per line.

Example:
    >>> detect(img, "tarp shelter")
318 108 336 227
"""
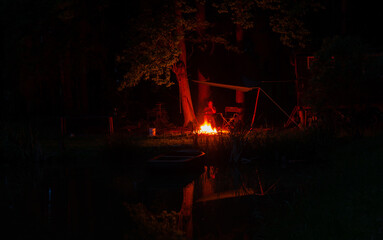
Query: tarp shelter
192 80 299 128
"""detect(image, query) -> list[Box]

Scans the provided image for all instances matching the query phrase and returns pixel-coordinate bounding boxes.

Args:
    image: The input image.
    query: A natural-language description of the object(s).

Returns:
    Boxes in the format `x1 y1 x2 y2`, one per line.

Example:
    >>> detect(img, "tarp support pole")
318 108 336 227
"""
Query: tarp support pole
250 88 261 128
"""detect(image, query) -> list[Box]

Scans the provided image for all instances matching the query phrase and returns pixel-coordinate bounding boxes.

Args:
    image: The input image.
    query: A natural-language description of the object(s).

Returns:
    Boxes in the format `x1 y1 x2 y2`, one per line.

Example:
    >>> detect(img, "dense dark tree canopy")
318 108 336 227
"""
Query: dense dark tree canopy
117 0 321 89
304 36 383 110
213 0 323 47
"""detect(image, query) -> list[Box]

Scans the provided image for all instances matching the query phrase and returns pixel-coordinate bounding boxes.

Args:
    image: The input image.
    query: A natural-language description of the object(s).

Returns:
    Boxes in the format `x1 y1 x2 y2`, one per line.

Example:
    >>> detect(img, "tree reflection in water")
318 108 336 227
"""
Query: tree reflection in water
178 164 277 239
178 181 194 239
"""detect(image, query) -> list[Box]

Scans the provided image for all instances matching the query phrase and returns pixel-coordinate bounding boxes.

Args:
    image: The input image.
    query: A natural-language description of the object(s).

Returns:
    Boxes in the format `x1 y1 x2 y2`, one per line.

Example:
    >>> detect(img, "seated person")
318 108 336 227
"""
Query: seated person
203 100 217 128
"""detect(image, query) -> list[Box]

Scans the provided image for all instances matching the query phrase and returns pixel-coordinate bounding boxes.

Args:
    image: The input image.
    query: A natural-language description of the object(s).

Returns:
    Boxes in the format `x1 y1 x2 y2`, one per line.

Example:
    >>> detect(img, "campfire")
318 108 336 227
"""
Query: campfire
197 120 217 135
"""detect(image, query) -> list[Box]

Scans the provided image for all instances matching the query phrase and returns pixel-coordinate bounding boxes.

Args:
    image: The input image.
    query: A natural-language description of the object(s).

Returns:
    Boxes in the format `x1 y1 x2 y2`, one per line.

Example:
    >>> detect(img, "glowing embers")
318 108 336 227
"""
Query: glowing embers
197 120 217 135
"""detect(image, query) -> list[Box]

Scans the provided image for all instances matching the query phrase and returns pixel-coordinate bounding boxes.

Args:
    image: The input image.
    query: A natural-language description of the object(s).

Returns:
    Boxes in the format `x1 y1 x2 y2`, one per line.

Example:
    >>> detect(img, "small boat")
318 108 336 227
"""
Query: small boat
147 149 206 174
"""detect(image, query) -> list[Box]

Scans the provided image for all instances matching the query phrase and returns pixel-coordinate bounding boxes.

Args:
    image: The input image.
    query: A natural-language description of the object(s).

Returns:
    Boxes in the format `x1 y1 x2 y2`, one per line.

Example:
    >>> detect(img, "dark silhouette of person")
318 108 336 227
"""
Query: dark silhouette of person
203 100 217 128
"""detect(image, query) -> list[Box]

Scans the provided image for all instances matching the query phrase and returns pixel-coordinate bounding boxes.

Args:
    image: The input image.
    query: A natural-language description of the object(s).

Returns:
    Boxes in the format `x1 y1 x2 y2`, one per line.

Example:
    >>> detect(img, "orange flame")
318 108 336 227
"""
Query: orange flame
198 120 217 135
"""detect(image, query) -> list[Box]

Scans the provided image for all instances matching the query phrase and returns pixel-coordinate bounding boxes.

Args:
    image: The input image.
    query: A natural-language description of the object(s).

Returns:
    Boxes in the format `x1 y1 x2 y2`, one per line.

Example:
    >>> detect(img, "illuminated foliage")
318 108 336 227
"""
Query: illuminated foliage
212 0 256 29
117 10 181 88
124 203 185 240
117 0 235 90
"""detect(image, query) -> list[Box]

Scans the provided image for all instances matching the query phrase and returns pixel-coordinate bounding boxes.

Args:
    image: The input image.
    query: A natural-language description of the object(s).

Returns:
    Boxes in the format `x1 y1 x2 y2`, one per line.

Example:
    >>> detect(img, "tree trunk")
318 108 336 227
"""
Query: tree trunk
341 0 347 35
175 3 197 127
196 1 211 121
179 181 194 239
79 53 88 113
236 24 245 121
59 48 73 115
175 62 196 127
78 19 89 114
197 70 210 119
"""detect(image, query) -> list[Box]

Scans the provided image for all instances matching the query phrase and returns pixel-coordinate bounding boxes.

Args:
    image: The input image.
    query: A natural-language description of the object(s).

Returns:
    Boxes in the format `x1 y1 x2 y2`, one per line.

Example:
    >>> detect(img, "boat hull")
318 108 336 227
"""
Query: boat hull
147 149 206 174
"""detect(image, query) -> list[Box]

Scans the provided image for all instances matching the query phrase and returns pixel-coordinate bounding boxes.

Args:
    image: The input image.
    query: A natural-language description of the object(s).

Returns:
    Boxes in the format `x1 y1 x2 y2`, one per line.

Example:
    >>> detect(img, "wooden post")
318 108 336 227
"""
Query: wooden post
108 116 114 135
298 108 304 128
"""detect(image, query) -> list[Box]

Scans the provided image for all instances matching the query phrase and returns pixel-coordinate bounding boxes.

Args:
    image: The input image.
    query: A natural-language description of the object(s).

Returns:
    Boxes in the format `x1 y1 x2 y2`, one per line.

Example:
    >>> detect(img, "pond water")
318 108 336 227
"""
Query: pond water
142 164 273 239
8 160 280 239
